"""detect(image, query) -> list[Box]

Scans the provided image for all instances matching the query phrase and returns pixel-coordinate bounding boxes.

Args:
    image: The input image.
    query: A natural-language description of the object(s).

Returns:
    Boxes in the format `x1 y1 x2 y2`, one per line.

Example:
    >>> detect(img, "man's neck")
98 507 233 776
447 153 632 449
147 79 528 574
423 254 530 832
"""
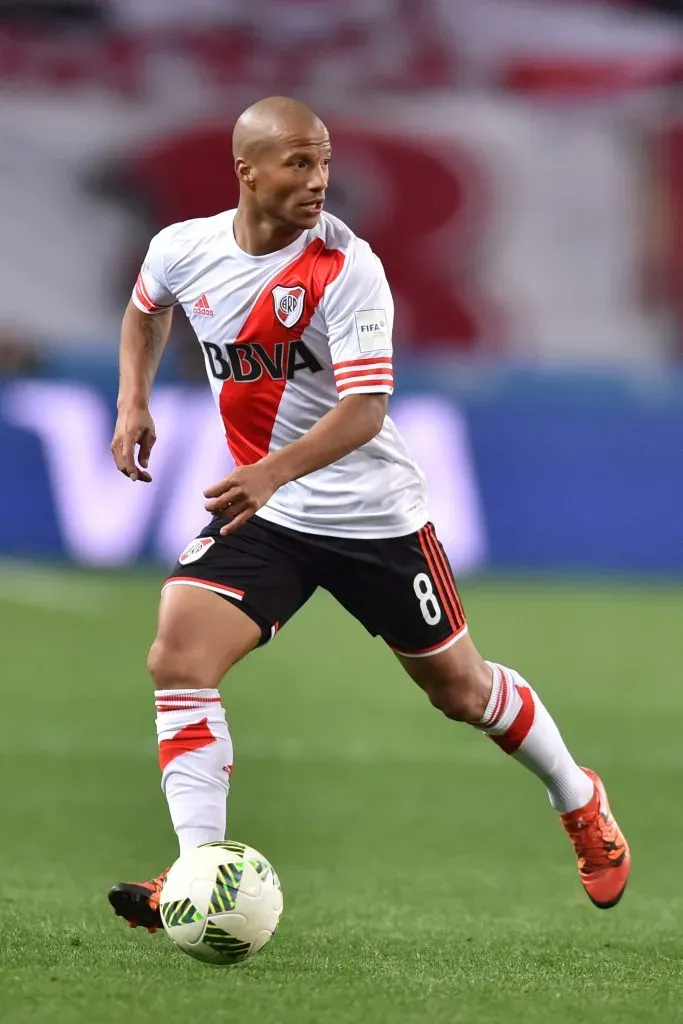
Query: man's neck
233 207 305 256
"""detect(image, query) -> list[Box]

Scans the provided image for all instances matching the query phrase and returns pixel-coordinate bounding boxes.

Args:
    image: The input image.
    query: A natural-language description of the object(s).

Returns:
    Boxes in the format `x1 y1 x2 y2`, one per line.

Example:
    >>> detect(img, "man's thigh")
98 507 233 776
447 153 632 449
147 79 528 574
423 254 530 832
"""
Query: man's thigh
163 515 317 647
153 583 262 687
322 522 468 658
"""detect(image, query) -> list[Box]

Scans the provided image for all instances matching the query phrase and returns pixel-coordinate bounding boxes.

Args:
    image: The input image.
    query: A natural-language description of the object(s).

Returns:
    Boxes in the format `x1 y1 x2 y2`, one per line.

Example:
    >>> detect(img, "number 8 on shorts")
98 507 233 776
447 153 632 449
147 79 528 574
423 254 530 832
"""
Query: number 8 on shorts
413 572 442 626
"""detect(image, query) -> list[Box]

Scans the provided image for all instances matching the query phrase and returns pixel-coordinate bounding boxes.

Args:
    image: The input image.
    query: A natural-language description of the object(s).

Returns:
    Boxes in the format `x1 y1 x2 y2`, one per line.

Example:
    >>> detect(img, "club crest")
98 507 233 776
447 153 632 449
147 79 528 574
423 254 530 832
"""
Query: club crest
272 286 306 328
178 537 215 565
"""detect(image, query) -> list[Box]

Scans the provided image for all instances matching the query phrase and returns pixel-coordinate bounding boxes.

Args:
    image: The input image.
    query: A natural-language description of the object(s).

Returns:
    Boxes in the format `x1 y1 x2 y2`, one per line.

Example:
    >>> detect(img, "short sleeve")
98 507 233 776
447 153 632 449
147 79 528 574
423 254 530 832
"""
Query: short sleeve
131 228 177 315
323 241 394 399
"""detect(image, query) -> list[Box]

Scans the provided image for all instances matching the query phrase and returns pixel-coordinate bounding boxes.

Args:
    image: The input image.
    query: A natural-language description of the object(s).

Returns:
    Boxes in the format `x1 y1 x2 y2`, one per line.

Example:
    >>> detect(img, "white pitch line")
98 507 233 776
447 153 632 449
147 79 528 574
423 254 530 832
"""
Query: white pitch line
0 560 108 616
0 730 676 768
0 728 495 764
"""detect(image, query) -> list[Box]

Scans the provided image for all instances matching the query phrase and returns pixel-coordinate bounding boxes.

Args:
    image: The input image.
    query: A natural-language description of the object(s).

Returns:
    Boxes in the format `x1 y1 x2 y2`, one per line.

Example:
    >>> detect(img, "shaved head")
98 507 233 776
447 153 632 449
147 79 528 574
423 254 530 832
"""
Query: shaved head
231 95 331 252
232 96 327 161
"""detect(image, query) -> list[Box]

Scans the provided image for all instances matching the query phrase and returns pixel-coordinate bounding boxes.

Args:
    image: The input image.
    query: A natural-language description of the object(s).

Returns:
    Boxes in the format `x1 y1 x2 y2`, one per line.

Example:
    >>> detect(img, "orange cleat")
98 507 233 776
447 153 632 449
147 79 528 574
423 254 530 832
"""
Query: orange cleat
560 768 630 909
107 870 168 933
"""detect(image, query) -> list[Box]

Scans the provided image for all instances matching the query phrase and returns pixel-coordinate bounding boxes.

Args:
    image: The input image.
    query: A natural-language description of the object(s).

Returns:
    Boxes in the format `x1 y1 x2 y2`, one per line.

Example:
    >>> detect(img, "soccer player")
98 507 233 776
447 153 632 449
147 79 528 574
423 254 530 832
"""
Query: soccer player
108 97 630 931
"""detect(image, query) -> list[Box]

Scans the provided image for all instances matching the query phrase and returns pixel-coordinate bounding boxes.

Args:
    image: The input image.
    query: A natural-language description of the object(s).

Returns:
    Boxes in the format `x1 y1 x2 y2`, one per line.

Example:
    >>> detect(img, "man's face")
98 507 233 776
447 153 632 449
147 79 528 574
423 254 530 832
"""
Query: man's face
250 124 331 230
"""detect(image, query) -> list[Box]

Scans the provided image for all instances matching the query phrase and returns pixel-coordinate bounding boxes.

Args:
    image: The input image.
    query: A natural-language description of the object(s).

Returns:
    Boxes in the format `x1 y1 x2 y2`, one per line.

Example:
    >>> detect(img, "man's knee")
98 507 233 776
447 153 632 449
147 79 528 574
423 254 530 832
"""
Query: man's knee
147 639 213 691
424 661 492 723
399 635 494 723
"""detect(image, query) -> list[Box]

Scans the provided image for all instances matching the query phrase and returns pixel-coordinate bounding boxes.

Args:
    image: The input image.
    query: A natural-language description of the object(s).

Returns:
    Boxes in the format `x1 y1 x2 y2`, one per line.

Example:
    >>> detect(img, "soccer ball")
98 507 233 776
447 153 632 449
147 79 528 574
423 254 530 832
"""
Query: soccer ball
159 841 283 965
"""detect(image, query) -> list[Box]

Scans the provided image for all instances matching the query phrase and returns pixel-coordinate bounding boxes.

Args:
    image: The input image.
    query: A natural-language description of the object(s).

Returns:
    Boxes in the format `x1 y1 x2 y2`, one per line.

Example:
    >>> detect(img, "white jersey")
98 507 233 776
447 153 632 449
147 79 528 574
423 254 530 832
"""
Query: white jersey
132 209 428 538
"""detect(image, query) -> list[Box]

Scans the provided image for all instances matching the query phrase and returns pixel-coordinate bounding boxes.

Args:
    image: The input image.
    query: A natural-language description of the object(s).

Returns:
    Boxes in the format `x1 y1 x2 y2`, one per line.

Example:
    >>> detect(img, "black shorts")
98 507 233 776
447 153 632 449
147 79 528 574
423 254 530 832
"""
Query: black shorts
163 516 468 658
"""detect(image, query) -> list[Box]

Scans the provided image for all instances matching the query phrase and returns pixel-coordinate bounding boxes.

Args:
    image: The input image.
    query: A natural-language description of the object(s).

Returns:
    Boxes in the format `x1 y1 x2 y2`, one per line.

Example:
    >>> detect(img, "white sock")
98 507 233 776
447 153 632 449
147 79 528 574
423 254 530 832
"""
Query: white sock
155 689 233 855
476 663 594 813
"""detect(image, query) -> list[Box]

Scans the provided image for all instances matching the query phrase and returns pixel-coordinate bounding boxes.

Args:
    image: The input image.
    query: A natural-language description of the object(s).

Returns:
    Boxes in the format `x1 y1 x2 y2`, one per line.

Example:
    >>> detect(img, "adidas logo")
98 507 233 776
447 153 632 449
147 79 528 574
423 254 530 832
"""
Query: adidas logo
193 294 214 317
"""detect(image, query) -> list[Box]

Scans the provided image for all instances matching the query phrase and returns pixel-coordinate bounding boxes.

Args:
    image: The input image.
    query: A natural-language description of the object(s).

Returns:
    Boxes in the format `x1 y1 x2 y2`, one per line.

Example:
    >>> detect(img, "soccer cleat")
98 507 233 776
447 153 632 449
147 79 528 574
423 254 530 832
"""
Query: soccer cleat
107 870 168 933
560 768 630 909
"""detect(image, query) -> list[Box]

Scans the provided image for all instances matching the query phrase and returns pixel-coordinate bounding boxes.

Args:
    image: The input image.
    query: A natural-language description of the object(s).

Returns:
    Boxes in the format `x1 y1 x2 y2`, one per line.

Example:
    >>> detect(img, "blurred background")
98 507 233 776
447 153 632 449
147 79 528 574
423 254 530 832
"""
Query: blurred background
2 8 683 1019
0 0 682 574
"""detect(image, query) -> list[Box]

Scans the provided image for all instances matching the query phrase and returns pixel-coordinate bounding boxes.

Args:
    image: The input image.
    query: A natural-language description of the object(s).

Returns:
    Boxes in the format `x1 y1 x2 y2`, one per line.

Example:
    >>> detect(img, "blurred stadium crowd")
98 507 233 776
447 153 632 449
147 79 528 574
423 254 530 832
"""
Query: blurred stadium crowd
1 0 682 574
0 0 681 377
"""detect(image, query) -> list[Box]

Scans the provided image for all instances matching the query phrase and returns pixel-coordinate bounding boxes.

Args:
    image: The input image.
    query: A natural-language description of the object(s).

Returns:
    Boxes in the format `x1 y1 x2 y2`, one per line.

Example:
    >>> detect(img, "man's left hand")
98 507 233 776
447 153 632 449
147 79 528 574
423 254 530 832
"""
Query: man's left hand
203 462 280 535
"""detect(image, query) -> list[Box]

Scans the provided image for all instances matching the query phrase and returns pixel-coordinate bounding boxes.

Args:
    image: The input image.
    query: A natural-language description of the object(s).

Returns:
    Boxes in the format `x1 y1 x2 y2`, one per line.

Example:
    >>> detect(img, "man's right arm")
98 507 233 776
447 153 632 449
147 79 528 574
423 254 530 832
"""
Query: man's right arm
110 301 173 483
111 226 178 482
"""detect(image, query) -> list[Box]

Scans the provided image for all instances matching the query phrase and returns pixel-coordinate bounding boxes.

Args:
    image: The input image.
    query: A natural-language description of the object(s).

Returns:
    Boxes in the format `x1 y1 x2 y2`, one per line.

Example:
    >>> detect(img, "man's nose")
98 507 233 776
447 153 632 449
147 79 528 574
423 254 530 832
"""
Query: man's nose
307 165 327 191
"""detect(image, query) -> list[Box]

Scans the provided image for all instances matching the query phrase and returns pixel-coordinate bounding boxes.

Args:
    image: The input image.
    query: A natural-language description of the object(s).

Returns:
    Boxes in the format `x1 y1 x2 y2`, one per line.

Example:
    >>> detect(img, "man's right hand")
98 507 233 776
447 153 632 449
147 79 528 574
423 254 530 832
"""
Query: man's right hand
111 404 157 483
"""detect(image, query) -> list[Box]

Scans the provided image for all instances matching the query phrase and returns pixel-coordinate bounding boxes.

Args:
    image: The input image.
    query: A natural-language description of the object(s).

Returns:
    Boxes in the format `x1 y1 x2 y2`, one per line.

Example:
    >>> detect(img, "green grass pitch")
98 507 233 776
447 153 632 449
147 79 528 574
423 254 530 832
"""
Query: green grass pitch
0 568 682 1024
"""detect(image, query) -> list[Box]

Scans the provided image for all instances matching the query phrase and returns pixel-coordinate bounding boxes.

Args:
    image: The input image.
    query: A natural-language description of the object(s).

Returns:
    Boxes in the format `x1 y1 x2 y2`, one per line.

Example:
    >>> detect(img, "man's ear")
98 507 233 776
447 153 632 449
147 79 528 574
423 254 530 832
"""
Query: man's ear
235 158 256 190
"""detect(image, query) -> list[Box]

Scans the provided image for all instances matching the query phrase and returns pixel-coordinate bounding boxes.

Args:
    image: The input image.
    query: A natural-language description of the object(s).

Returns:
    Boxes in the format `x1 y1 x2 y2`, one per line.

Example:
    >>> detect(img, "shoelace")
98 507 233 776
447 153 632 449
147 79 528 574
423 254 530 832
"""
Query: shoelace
566 812 624 872
148 871 168 912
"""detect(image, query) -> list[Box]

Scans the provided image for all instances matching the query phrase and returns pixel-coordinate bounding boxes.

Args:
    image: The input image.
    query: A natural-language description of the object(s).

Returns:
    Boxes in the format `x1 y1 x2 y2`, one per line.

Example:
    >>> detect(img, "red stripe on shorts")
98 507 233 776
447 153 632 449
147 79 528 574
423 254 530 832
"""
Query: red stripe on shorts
417 526 456 632
425 524 466 628
421 525 465 632
163 576 245 599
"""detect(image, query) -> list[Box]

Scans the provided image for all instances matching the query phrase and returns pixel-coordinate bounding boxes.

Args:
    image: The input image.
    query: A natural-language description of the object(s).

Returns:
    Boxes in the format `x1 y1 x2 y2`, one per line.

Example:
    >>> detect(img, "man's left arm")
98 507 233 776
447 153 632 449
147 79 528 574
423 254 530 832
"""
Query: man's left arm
204 394 387 533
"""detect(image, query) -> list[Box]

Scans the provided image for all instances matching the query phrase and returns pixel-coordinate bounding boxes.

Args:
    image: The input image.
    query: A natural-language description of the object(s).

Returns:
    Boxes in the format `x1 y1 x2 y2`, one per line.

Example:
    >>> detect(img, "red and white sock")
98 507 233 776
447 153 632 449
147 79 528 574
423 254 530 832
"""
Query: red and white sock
477 663 594 813
155 689 233 855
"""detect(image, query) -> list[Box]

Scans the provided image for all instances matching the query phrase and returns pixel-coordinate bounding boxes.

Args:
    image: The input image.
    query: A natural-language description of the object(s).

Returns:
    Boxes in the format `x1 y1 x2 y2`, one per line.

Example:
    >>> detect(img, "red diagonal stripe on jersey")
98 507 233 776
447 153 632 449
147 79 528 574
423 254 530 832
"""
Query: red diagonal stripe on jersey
158 717 216 772
219 238 344 466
